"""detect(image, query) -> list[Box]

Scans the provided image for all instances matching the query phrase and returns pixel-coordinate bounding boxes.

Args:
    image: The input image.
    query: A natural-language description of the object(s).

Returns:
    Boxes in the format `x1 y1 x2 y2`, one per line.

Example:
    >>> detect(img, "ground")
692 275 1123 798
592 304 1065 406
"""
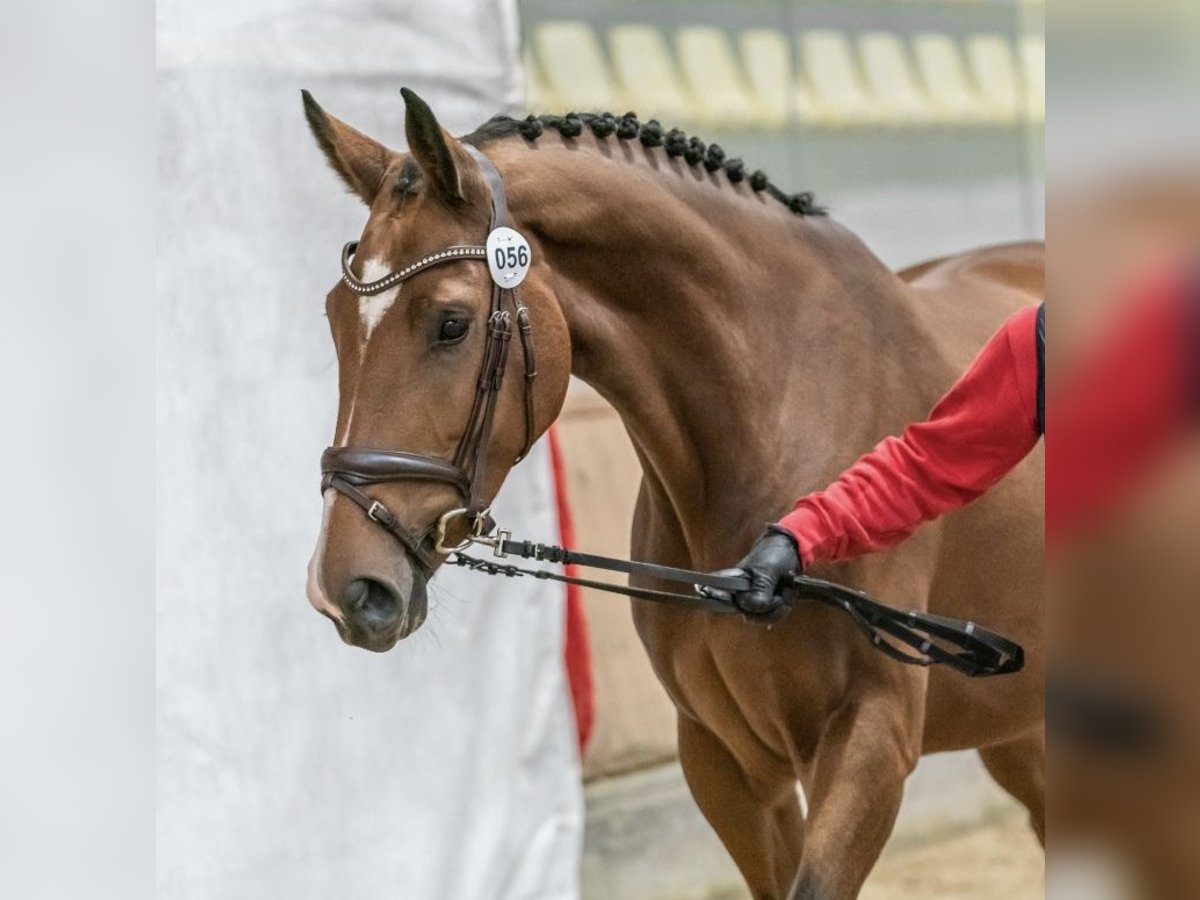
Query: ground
582 759 1044 900
672 816 1046 900
861 813 1044 899
700 816 1046 897
697 814 1044 899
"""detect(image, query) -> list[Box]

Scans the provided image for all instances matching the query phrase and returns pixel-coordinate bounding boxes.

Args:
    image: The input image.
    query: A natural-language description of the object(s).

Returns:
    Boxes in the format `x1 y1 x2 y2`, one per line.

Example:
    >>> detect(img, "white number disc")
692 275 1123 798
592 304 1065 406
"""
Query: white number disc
485 226 532 288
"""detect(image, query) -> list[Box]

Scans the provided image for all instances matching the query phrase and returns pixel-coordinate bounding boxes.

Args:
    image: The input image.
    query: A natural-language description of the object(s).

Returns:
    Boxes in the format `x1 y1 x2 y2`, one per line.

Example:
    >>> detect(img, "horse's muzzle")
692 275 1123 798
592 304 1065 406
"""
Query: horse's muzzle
336 570 428 652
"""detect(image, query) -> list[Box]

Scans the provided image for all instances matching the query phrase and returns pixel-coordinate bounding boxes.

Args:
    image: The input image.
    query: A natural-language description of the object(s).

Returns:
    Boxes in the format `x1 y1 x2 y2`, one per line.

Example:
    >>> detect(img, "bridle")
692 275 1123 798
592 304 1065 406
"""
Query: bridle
320 144 536 573
316 142 1025 679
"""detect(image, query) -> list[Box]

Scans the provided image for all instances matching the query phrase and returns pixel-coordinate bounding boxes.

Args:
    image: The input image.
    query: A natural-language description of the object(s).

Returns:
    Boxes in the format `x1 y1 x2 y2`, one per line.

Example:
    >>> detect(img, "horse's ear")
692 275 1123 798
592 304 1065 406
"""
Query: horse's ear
400 87 481 208
301 90 394 206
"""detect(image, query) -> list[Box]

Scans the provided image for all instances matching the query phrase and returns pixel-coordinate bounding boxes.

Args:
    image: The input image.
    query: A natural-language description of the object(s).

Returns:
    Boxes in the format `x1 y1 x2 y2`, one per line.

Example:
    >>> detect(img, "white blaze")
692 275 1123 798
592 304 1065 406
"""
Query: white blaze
306 491 341 620
339 255 402 446
357 256 401 341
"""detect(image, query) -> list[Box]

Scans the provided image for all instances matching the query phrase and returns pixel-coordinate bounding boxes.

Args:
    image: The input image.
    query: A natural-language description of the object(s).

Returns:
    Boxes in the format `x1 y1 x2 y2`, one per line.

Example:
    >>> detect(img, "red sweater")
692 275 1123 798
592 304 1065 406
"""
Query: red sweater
779 304 1042 567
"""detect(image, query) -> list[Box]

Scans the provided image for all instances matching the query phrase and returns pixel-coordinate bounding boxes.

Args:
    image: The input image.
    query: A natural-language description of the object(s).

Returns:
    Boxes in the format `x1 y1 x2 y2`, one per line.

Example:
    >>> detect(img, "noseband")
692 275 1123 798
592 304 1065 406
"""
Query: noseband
320 144 537 573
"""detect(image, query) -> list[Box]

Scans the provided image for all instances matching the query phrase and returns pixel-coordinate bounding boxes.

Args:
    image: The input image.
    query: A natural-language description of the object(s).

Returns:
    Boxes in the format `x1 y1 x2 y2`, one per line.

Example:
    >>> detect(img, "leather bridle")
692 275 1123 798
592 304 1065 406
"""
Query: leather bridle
320 144 537 573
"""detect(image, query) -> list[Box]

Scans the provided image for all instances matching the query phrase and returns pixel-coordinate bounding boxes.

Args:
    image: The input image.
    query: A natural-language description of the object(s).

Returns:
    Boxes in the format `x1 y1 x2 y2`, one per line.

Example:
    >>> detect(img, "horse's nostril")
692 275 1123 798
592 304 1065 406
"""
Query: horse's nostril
342 578 401 629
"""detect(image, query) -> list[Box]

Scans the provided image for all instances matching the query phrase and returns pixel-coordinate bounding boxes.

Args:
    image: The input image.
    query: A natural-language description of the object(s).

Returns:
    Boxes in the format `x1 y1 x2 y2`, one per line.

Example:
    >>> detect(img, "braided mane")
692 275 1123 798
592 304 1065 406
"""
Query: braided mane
465 111 826 217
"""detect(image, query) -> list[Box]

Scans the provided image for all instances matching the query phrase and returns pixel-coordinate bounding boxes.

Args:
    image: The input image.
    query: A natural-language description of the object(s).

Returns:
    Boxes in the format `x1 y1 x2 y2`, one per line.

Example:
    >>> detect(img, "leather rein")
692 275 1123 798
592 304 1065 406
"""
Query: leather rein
449 534 1024 678
319 142 1024 679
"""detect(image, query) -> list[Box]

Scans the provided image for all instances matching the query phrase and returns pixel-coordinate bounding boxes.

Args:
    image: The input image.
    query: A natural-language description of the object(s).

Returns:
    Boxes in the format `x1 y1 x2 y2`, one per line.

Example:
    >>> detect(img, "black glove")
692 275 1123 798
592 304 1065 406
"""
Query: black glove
731 526 801 623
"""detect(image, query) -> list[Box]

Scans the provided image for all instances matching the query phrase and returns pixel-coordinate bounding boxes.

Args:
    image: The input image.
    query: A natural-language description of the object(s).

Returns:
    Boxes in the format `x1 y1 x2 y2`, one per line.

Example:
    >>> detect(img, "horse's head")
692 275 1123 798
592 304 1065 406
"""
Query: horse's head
303 89 570 651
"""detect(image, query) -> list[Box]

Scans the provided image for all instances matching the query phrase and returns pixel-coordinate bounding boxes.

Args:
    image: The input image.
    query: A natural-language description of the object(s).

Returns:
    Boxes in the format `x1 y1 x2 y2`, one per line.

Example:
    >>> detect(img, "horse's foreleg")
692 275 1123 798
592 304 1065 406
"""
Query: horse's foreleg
787 696 918 900
768 787 807 891
678 714 803 899
978 727 1045 845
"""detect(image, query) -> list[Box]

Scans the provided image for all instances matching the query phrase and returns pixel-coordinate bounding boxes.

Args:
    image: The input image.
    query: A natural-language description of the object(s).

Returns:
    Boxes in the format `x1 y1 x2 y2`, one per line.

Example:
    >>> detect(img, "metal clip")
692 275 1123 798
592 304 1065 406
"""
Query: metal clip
492 529 511 558
471 510 492 538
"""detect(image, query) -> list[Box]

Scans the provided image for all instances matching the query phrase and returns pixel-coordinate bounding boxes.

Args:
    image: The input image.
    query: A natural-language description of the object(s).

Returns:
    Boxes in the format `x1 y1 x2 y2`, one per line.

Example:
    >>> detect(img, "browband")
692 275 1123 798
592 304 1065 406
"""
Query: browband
340 243 487 296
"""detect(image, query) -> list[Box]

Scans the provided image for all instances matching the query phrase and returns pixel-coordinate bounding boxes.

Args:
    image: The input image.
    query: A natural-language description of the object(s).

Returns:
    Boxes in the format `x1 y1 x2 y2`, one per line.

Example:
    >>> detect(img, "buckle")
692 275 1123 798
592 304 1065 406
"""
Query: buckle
492 529 511 558
367 500 393 526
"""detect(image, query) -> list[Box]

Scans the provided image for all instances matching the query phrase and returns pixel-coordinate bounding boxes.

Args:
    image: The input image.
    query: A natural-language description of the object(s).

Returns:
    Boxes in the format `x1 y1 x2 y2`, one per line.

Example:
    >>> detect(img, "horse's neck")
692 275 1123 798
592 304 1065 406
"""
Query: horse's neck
503 143 934 562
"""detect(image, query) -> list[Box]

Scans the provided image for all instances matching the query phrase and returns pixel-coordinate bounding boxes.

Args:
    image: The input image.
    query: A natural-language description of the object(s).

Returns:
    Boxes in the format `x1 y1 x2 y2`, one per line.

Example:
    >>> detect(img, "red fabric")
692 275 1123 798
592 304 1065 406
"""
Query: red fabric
779 305 1042 567
1047 269 1191 547
548 425 594 755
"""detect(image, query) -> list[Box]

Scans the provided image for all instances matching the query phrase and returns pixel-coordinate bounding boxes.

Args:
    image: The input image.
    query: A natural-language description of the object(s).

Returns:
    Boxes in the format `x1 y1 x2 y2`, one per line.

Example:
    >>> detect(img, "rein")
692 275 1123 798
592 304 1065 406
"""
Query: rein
320 139 1024 679
444 521 1024 679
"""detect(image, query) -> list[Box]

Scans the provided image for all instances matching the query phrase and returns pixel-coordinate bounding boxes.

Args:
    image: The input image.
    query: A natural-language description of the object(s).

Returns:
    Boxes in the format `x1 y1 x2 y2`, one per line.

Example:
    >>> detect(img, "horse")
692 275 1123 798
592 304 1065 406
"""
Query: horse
302 89 1045 899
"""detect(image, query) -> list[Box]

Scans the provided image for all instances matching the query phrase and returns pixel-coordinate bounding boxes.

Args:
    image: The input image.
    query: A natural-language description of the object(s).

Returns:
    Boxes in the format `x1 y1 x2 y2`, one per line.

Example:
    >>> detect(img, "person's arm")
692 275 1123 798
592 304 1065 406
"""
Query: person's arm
732 304 1042 617
780 304 1042 568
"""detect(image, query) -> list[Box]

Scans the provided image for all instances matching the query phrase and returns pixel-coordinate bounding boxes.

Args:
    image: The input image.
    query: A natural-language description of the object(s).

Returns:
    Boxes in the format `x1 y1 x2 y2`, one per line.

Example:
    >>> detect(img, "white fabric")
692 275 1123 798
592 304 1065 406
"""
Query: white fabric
156 3 583 898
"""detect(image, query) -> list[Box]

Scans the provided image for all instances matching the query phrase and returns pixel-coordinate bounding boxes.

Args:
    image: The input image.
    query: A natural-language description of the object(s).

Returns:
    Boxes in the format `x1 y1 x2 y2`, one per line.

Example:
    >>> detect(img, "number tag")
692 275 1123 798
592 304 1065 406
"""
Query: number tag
485 227 532 288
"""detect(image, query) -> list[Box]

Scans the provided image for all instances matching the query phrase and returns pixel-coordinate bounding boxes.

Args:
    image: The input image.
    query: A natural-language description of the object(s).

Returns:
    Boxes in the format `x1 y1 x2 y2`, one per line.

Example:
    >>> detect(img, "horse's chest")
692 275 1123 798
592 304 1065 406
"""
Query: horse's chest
632 603 833 775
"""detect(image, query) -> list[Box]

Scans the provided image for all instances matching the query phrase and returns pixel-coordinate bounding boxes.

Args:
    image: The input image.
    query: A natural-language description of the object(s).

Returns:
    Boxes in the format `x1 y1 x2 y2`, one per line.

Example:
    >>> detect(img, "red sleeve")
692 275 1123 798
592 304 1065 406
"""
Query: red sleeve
779 305 1041 567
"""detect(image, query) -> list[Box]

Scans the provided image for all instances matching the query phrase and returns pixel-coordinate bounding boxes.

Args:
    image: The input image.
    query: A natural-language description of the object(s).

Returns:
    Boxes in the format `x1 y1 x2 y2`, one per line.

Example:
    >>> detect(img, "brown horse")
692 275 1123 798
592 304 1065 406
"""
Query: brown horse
303 91 1045 899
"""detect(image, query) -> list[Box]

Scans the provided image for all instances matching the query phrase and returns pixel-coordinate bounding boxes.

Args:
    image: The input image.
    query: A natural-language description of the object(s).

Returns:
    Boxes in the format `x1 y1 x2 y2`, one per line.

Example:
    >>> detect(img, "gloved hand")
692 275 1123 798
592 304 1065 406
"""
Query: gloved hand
731 526 801 623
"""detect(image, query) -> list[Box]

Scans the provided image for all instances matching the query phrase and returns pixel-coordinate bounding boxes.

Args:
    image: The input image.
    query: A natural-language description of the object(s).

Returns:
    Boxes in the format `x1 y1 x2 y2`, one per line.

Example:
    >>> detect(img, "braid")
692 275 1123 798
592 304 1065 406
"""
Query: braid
557 113 583 138
616 112 640 140
788 191 819 215
638 119 664 147
518 114 544 140
466 113 825 216
664 128 687 158
590 112 616 138
703 144 725 173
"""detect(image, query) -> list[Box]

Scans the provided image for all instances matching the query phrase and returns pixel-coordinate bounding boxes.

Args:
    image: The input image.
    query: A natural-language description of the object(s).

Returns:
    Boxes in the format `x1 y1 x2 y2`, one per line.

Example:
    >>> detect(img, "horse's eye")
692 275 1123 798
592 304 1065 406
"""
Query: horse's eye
438 317 469 343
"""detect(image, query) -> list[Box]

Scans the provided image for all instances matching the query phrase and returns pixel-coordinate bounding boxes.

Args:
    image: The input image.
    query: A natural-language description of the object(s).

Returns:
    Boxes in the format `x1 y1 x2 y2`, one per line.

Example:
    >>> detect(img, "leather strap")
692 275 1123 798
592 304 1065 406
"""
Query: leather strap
320 472 440 573
449 536 1025 678
515 306 537 462
464 144 510 226
452 552 741 614
464 309 512 516
463 143 538 464
321 447 470 494
495 537 750 591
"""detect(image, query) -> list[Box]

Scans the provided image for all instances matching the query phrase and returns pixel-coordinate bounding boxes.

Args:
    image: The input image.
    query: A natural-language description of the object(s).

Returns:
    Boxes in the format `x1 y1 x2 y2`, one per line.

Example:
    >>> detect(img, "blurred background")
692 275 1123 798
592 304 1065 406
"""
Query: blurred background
519 0 1044 266
153 0 1044 898
1047 2 1200 897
